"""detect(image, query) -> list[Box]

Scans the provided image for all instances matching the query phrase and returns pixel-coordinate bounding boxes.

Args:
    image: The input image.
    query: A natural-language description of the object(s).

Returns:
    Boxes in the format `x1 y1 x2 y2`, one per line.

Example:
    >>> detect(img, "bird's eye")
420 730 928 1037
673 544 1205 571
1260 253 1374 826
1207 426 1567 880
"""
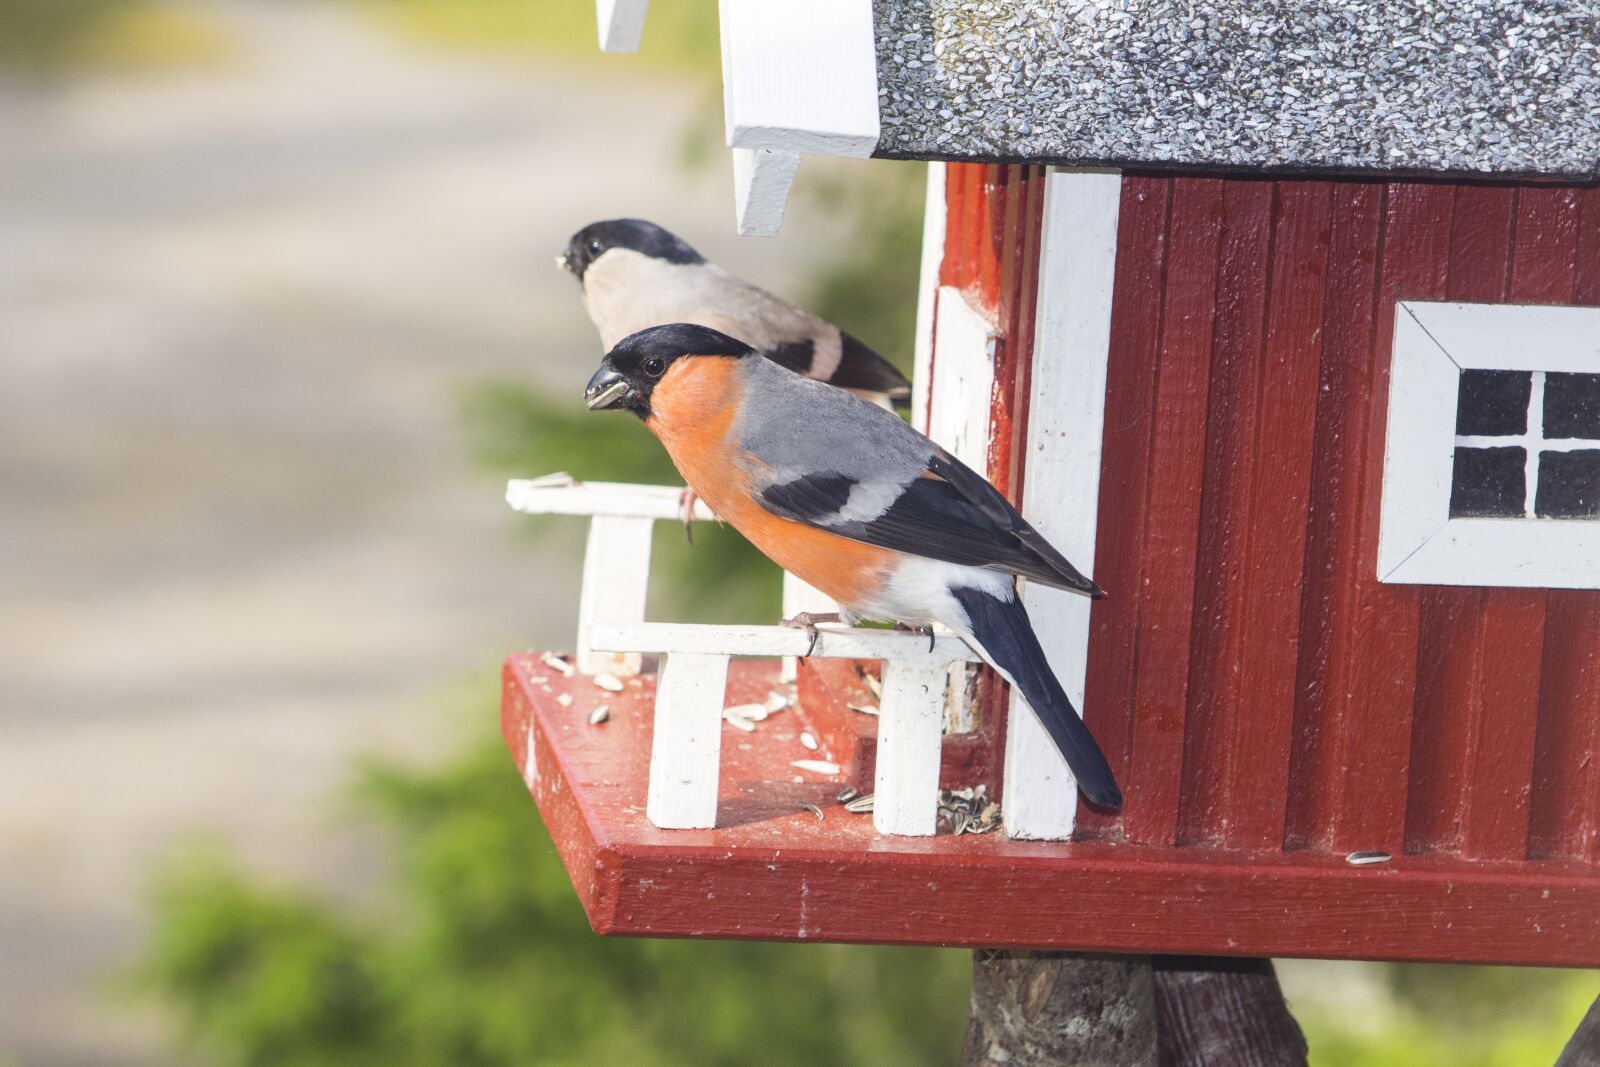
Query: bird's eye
588 239 603 255
642 357 665 378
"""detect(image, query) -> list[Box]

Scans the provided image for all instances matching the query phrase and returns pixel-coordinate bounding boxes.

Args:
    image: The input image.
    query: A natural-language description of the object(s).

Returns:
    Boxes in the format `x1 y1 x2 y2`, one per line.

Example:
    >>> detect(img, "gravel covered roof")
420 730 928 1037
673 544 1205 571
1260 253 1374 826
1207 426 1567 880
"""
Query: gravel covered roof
872 0 1600 180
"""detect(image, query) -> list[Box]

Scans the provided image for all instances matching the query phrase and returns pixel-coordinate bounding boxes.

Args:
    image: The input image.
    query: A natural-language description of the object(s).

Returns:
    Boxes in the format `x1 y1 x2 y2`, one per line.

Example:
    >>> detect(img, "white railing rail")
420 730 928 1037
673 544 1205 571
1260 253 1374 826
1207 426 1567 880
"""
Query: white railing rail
507 474 981 837
591 622 977 836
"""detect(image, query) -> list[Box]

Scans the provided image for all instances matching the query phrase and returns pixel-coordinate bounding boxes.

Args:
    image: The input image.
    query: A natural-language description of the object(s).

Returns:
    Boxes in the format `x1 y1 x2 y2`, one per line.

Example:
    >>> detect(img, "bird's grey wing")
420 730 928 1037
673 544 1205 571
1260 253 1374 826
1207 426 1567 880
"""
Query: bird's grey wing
737 365 1099 595
712 281 910 403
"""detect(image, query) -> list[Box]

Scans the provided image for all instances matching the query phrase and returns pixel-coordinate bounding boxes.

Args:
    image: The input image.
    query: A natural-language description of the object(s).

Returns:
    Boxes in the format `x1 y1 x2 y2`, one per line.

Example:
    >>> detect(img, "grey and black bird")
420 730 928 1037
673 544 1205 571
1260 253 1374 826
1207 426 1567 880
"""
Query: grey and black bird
559 218 911 409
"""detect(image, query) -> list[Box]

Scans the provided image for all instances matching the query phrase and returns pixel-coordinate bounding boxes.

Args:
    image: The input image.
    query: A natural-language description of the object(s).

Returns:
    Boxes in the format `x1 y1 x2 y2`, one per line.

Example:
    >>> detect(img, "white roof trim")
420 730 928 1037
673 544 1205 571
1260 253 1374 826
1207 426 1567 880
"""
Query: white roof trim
717 0 880 234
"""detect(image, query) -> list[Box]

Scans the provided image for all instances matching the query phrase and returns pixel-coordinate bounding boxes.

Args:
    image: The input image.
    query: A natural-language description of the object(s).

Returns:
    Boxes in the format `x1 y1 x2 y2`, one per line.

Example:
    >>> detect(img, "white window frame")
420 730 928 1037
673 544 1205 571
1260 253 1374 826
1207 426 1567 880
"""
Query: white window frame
1378 301 1600 589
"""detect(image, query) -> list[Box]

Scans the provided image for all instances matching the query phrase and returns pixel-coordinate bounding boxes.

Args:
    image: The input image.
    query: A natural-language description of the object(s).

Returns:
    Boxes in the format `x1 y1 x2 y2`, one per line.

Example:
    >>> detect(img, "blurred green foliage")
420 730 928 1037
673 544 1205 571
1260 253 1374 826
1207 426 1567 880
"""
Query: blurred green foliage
1290 963 1595 1066
362 0 719 75
0 0 134 65
138 727 970 1067
0 0 224 71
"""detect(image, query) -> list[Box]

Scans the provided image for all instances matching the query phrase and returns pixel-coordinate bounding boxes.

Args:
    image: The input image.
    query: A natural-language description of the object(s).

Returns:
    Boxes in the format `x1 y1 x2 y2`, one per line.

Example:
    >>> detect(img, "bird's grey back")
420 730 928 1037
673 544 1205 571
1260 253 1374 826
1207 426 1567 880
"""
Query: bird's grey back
730 357 929 488
582 249 831 352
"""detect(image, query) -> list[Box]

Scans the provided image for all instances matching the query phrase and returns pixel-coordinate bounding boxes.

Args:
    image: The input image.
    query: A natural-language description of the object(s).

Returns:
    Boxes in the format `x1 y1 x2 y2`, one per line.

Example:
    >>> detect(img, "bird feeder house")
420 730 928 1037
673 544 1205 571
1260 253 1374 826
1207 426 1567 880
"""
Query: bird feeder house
503 0 1600 966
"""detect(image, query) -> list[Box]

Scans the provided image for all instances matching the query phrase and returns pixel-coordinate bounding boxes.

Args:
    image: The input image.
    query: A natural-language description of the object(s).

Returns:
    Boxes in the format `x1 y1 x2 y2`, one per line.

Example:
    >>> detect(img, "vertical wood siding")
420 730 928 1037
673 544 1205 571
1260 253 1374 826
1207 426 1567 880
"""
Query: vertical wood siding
1087 176 1600 864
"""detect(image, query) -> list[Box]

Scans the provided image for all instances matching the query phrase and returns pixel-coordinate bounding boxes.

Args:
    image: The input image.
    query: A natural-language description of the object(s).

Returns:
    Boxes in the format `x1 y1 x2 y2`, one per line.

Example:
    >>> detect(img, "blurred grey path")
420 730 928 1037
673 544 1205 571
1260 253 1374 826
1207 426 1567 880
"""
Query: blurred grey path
0 3 837 1063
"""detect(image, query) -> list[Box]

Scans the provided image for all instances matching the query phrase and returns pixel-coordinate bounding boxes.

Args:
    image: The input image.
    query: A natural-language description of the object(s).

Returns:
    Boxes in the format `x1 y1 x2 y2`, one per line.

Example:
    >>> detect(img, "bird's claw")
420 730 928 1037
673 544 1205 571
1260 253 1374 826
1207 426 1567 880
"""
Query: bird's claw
781 611 842 658
678 486 698 544
895 621 936 653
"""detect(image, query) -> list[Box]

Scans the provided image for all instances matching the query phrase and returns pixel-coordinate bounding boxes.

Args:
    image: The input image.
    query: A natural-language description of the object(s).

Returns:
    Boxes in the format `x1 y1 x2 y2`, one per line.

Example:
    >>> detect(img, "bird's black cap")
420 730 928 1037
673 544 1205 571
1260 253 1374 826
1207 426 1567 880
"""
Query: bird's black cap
560 219 705 280
584 323 753 417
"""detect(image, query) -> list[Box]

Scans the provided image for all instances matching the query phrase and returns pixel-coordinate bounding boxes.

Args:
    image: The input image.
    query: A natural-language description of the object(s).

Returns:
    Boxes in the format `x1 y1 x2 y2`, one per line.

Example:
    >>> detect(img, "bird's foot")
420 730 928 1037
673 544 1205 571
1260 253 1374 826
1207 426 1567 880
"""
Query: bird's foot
678 486 698 543
780 611 843 657
895 621 937 653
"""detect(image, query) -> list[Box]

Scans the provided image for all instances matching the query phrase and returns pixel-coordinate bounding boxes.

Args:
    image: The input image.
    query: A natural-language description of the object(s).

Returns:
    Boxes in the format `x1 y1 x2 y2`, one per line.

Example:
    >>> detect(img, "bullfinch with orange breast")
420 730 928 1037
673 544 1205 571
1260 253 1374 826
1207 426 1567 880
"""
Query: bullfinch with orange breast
583 322 1123 810
559 218 911 408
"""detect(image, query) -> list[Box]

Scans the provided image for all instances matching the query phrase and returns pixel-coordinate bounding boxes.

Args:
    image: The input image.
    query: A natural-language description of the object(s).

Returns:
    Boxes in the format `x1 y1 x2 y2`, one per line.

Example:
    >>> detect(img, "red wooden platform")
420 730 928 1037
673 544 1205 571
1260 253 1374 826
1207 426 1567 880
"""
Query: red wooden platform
502 651 1600 966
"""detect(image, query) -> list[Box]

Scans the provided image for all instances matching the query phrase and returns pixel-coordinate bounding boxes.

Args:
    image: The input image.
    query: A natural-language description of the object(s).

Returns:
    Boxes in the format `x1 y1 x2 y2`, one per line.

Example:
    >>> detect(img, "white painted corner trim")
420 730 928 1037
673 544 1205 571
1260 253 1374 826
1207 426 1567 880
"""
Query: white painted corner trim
910 162 948 436
1378 301 1600 589
1003 169 1122 841
717 0 880 234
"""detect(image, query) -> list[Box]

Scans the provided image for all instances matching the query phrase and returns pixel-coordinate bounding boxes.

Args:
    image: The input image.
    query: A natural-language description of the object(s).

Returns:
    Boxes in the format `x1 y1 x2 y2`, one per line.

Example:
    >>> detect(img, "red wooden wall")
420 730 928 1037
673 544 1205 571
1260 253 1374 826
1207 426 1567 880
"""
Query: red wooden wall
1074 176 1600 867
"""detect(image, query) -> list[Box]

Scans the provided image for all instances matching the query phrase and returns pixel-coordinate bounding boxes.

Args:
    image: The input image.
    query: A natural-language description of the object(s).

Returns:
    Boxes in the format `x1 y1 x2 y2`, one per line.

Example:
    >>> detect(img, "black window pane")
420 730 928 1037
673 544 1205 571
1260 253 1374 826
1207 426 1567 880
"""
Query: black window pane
1455 370 1531 436
1535 449 1600 519
1450 446 1526 517
1543 373 1600 439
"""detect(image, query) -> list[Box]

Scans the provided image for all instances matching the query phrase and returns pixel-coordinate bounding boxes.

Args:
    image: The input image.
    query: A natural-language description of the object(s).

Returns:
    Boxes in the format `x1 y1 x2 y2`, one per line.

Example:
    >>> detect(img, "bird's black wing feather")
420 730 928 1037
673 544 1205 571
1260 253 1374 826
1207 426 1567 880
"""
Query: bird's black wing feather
757 456 1102 597
828 333 911 407
924 453 1103 597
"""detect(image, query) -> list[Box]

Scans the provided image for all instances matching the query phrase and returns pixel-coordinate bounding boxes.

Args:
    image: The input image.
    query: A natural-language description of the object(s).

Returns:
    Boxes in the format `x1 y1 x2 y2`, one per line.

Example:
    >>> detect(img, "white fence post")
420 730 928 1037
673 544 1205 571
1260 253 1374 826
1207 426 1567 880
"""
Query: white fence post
872 659 950 836
576 515 654 677
646 652 731 829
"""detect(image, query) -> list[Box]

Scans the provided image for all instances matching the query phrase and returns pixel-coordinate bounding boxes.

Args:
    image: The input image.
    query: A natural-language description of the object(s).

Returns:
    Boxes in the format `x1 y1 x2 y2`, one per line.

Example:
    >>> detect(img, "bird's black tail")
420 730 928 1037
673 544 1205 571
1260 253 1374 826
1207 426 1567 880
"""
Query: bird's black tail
953 586 1123 810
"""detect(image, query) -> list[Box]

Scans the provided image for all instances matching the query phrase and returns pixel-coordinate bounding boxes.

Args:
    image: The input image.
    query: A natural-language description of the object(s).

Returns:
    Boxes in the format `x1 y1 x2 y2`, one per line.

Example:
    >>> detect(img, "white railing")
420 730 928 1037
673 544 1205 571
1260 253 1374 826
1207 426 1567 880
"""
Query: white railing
507 474 982 836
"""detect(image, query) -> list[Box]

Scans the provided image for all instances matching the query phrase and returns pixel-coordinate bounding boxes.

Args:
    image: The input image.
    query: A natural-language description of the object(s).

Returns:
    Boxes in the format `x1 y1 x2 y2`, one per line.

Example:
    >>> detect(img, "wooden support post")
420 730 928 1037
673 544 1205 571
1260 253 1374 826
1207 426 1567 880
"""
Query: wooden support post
732 147 801 237
1153 957 1308 1067
872 659 950 836
645 652 729 829
576 515 654 677
964 953 1305 1067
595 0 648 53
964 951 1158 1066
1557 994 1600 1067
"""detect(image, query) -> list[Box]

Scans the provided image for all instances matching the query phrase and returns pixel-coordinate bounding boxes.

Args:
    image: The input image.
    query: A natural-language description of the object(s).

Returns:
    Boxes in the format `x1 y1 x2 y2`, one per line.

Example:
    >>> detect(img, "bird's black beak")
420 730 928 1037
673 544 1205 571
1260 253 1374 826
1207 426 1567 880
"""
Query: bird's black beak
584 366 630 411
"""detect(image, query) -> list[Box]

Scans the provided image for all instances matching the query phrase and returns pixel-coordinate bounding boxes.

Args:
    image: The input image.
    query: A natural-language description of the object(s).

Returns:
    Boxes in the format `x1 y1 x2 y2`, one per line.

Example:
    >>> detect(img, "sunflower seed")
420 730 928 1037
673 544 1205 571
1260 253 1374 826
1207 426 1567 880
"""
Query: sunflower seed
800 731 820 750
848 703 880 716
724 713 755 733
593 672 625 692
791 759 841 775
836 786 860 804
540 652 575 677
800 802 824 821
844 793 876 814
556 693 573 707
724 702 769 721
1346 850 1392 866
587 705 610 725
764 692 789 713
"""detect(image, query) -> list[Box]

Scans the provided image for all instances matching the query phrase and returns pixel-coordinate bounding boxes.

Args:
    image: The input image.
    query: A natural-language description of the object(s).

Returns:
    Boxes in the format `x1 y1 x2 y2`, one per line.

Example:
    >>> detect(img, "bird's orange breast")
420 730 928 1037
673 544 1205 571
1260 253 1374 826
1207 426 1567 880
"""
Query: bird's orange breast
646 358 897 612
